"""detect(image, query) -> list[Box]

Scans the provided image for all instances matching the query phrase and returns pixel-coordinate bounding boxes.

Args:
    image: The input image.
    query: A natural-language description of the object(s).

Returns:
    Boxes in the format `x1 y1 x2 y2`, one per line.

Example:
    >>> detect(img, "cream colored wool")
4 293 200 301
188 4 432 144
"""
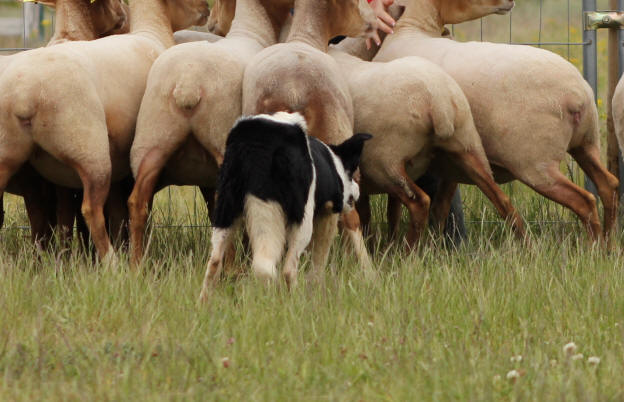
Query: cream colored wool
127 0 293 265
373 0 618 241
0 0 209 260
0 0 129 247
329 48 524 244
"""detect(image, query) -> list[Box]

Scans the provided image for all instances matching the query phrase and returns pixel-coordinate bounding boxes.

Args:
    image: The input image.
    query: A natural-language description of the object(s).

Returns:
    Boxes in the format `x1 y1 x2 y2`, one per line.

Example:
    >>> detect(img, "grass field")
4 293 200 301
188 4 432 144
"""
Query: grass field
1 0 624 400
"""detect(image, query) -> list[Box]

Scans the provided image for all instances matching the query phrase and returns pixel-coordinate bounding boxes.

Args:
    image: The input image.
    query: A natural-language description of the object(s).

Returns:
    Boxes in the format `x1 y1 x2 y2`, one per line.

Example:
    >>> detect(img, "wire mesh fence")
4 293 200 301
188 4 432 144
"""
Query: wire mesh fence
0 0 620 232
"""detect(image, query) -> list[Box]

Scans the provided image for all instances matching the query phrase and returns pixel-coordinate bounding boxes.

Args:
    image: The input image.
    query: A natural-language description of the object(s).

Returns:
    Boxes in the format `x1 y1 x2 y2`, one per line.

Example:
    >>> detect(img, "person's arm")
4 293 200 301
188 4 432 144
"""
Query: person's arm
366 0 395 48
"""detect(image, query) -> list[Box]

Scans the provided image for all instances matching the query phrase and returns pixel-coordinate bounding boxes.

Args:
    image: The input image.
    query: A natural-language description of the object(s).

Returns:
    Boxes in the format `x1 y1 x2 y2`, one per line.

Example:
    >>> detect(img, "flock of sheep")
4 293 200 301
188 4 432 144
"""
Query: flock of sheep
0 0 622 294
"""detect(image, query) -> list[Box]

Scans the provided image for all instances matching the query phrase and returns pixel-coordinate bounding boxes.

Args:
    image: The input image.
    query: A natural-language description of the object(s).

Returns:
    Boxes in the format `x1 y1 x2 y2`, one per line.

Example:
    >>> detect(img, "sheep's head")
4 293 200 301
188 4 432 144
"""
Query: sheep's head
91 0 130 36
167 0 211 32
438 0 514 24
207 0 235 36
328 0 379 42
329 133 373 212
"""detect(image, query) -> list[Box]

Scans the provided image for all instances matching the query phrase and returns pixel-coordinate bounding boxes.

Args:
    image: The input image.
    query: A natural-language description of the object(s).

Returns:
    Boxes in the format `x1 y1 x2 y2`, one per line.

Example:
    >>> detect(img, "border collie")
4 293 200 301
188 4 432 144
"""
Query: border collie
199 112 371 296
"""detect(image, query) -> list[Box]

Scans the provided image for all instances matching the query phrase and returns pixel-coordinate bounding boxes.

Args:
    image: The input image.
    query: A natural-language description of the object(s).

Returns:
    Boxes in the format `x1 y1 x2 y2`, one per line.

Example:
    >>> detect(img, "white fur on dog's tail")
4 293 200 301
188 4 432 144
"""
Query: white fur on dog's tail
244 195 287 282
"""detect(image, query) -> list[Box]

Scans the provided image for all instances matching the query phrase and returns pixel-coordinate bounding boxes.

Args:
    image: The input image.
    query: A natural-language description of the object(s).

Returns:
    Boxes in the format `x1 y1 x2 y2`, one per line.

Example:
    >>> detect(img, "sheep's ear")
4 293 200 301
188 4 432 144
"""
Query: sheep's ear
388 4 404 19
330 133 373 175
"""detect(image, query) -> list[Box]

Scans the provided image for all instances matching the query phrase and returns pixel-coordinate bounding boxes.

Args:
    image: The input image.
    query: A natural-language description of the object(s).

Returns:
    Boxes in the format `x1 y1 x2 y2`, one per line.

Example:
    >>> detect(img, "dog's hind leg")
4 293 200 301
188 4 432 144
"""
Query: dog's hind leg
245 196 286 284
283 186 316 289
199 224 239 303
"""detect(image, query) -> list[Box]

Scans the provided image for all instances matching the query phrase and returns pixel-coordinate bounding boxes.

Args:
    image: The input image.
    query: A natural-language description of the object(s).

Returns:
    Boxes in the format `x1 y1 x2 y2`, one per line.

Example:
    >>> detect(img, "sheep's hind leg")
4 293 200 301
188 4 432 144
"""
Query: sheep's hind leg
308 212 339 282
200 187 216 219
283 207 314 290
523 163 601 242
199 224 239 303
570 145 619 243
105 181 129 249
341 209 374 276
386 195 402 241
128 149 174 266
430 180 458 235
22 179 56 250
55 186 79 249
388 166 431 250
72 162 113 263
355 193 371 237
448 150 525 239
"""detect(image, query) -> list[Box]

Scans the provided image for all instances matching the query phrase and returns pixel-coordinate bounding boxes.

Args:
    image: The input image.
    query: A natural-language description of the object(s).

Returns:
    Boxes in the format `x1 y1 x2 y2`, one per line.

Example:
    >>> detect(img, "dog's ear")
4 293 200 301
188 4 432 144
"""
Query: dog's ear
330 133 373 175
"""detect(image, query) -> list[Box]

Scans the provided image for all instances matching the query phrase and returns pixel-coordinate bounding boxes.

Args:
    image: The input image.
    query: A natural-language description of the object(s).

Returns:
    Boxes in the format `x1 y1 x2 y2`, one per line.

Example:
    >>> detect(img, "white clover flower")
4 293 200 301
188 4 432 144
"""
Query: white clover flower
587 356 600 366
563 342 577 356
550 359 557 367
493 374 501 382
510 355 523 363
506 370 520 382
571 353 584 361
367 321 374 327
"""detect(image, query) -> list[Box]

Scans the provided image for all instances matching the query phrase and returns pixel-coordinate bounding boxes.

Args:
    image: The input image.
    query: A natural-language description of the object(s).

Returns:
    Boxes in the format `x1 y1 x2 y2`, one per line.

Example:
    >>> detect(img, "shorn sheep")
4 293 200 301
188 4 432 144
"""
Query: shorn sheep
211 0 524 247
127 0 294 265
242 0 379 273
0 0 209 261
328 49 525 246
374 0 619 244
199 113 370 299
0 0 129 247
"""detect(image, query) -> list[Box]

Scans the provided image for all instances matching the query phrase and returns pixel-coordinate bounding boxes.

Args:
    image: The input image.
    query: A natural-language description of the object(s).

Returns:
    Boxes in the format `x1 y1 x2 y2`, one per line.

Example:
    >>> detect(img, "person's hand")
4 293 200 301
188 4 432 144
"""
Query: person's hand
366 0 395 49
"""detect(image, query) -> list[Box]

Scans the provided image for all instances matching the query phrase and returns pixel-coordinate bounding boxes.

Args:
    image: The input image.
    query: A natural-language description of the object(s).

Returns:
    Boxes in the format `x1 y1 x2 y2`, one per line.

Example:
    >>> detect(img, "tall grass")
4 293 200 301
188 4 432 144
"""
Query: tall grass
1 199 623 400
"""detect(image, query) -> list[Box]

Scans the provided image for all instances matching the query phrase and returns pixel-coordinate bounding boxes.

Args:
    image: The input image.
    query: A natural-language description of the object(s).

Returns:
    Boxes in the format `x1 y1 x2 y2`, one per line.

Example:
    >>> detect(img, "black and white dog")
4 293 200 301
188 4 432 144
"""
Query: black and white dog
199 112 371 296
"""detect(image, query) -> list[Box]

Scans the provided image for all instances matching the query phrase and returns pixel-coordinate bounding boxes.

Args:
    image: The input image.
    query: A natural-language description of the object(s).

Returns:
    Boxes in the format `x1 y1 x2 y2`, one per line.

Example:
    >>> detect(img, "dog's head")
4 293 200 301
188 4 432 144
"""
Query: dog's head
329 133 372 211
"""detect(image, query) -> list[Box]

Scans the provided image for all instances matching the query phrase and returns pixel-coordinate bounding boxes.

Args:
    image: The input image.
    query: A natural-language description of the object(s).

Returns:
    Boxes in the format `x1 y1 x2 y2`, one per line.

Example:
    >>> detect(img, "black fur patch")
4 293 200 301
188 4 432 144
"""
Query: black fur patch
212 115 371 231
308 137 344 214
212 117 314 228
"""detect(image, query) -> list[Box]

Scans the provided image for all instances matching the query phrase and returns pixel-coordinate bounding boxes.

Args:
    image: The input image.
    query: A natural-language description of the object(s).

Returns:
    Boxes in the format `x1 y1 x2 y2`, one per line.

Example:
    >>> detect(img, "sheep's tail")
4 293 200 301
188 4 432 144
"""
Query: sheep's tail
566 80 601 152
0 64 41 132
172 69 202 112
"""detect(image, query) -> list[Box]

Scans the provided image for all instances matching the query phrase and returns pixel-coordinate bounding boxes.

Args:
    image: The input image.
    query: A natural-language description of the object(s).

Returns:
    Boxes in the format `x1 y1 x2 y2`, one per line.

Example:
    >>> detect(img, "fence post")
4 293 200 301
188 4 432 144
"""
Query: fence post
583 0 598 193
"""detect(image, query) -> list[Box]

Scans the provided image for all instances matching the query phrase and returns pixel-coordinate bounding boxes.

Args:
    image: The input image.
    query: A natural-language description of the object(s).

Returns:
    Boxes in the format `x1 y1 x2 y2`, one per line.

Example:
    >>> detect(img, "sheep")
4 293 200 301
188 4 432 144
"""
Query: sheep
210 0 523 247
0 0 129 248
611 79 624 188
327 49 525 247
127 0 294 265
373 0 619 244
0 0 209 261
241 0 379 275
